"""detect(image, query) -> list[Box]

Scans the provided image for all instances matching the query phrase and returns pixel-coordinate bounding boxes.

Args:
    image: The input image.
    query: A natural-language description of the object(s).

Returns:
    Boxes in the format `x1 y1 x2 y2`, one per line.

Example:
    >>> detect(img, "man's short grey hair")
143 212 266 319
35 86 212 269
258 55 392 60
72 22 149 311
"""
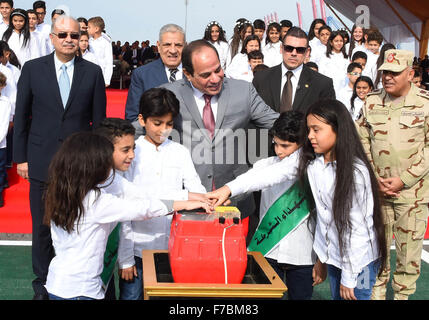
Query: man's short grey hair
51 15 80 33
159 24 185 42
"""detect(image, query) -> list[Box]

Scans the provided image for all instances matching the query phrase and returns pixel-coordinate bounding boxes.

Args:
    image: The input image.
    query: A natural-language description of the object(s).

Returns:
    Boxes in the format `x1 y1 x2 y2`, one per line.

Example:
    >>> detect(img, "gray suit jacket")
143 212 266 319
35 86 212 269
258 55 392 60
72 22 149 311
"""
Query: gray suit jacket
161 77 279 217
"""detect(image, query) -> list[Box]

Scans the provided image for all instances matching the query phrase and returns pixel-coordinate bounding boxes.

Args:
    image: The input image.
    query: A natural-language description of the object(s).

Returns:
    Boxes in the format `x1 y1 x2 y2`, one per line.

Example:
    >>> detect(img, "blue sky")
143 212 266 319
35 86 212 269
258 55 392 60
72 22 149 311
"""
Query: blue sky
15 0 354 43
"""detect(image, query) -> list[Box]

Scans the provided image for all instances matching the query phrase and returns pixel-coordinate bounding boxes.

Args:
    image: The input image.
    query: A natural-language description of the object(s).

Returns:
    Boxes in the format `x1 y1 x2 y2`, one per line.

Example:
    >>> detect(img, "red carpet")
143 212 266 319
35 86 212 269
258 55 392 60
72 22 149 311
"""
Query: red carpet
1 88 429 239
0 89 128 234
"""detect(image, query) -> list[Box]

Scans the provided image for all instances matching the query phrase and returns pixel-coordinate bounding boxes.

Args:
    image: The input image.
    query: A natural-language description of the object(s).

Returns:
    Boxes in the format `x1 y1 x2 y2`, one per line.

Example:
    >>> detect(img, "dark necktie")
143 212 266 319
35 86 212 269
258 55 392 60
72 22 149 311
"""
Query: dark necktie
169 68 178 82
203 94 216 190
280 71 294 113
202 94 215 138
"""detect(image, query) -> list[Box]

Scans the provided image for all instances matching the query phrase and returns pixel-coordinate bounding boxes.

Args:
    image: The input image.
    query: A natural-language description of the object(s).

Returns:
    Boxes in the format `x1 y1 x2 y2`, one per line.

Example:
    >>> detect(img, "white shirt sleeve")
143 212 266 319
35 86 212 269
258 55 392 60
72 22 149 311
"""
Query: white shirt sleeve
227 151 300 197
117 221 136 269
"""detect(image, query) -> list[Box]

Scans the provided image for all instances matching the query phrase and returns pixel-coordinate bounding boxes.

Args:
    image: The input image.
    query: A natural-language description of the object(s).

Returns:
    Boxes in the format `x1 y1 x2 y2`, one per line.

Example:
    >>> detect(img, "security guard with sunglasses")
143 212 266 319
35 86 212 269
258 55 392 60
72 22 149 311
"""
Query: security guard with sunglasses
357 49 429 300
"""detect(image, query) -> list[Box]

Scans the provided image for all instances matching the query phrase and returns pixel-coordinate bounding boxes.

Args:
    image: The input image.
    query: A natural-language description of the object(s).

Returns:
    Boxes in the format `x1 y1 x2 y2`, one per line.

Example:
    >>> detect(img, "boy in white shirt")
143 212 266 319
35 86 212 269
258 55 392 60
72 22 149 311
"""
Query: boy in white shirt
0 0 12 38
0 71 11 206
88 16 113 87
118 87 207 300
337 62 363 113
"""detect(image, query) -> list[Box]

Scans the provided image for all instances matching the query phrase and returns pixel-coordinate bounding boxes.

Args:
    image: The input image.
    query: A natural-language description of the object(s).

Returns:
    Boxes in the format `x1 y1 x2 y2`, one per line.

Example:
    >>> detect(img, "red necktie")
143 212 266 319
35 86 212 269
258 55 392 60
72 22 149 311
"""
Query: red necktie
203 94 216 190
203 94 215 138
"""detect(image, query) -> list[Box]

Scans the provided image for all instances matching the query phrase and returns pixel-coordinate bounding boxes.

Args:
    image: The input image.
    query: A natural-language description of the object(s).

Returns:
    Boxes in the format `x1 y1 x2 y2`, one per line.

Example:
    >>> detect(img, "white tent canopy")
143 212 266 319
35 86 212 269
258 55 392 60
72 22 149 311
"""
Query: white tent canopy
324 0 423 56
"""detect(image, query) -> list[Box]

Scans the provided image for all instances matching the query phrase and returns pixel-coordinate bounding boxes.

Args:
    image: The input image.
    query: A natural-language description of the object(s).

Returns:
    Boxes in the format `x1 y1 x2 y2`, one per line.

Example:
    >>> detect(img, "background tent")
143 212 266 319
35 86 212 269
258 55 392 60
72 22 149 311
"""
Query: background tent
324 0 429 58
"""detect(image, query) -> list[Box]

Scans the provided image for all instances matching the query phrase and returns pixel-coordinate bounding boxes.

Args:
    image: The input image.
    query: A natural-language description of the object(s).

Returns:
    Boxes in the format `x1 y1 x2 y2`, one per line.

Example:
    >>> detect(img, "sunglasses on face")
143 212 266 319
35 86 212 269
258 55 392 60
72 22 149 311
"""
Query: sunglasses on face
283 44 307 54
52 32 80 40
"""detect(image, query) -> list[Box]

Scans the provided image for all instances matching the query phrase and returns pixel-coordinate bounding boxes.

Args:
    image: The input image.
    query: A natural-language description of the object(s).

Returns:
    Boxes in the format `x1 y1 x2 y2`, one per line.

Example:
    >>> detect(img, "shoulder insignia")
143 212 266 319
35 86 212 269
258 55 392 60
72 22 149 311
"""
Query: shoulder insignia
416 89 429 100
367 88 383 96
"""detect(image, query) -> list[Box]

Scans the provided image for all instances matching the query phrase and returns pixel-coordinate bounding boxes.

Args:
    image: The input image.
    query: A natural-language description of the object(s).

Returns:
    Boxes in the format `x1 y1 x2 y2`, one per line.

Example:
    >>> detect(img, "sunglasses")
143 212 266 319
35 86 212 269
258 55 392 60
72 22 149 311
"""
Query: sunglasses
283 44 307 54
52 32 80 40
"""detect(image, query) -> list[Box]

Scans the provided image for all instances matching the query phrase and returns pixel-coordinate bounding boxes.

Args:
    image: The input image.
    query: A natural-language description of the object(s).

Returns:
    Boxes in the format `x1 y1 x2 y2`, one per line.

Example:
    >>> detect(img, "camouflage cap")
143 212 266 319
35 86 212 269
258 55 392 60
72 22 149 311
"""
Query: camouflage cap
378 49 414 72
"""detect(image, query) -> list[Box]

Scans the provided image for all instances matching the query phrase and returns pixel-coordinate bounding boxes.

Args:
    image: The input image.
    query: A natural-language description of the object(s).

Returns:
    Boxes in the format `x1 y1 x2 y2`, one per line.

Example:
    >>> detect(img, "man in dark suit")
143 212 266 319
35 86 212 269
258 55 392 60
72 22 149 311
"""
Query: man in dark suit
253 27 335 115
125 24 185 126
161 40 278 240
13 16 106 300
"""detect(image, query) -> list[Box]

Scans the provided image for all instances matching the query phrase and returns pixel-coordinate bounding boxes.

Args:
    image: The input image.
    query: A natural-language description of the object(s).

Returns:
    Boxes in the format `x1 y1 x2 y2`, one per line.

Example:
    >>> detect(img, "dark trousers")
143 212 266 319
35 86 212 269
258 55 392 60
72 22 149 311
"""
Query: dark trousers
29 178 55 295
0 148 6 192
266 258 314 300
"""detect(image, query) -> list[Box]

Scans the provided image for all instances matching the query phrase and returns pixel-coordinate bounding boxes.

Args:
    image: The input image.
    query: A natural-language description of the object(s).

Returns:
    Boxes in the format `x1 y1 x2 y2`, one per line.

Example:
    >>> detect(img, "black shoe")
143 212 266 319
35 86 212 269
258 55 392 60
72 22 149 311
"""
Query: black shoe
32 293 49 300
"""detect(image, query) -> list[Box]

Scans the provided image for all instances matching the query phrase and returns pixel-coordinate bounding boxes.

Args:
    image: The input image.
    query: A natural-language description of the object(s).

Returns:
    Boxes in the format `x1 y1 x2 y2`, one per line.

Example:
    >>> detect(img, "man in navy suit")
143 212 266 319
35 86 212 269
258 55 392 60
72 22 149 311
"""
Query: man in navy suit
125 24 185 131
13 16 106 300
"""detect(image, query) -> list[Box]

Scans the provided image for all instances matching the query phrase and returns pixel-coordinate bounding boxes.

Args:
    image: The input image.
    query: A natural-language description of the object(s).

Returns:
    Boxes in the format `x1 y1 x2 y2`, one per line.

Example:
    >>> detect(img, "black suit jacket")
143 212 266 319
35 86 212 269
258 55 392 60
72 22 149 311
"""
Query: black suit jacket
13 53 106 182
253 64 336 114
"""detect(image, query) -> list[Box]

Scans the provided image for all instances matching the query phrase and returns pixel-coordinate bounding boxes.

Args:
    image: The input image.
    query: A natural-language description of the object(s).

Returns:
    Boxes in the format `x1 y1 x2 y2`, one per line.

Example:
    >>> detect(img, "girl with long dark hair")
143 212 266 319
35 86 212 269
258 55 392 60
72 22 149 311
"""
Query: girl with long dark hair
44 132 212 300
203 21 229 69
346 24 365 58
2 9 40 66
350 76 374 120
208 99 387 300
318 31 349 93
262 22 282 67
226 19 253 67
226 34 260 80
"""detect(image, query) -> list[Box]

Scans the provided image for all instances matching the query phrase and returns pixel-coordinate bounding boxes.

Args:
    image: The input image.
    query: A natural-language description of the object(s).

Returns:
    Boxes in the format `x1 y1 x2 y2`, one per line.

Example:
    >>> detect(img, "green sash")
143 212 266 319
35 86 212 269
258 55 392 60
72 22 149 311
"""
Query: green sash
248 181 313 256
100 223 120 287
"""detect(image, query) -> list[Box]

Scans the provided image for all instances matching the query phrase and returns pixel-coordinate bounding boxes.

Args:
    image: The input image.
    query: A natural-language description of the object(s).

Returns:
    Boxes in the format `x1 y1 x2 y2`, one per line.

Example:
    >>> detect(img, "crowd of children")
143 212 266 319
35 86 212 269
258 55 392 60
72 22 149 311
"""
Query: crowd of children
1 0 429 302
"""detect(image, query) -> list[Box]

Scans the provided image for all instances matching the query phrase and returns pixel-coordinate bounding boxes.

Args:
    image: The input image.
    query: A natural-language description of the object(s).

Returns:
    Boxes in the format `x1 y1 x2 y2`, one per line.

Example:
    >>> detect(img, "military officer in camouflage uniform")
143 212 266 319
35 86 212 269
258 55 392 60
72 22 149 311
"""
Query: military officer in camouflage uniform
357 49 429 300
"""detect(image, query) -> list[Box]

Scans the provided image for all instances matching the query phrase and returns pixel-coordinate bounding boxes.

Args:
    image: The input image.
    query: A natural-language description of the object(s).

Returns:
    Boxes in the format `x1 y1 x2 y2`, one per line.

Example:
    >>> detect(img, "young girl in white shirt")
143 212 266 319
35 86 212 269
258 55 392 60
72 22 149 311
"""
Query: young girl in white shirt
350 76 374 121
262 22 282 68
2 9 40 67
318 31 349 94
226 20 253 68
78 31 99 65
203 21 229 70
346 24 365 59
209 99 387 300
44 131 210 300
226 34 260 80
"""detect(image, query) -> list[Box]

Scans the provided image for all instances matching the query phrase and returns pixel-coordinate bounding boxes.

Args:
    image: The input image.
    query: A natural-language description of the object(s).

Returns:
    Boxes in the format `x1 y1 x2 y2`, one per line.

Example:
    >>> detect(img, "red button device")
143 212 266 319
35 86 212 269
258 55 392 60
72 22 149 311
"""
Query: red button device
168 207 247 284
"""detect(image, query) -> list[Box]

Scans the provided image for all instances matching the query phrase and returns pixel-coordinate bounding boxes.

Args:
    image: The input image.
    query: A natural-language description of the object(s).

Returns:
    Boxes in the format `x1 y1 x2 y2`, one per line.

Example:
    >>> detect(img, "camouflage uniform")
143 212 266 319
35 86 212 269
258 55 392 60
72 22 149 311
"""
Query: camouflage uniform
357 77 429 299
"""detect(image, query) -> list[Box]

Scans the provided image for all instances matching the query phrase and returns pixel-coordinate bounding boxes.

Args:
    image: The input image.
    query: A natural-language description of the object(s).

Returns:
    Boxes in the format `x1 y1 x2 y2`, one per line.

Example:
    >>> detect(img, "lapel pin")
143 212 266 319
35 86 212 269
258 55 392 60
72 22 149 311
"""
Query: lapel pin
305 84 309 88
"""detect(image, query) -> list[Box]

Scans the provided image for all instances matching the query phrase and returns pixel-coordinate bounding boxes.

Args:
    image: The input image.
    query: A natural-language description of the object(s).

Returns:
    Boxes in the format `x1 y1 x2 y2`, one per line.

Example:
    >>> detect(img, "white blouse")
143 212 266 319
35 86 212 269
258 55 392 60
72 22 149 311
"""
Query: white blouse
45 181 171 299
227 152 316 265
262 41 282 68
226 150 380 288
318 52 349 94
210 40 229 70
6 31 41 66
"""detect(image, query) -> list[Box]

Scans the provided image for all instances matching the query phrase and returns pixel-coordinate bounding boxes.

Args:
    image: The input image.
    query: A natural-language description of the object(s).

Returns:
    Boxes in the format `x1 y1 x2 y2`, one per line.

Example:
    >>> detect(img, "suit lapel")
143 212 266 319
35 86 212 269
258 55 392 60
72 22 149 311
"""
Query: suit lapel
270 65 282 112
293 66 312 111
214 80 228 135
45 53 64 111
180 79 212 142
65 56 85 111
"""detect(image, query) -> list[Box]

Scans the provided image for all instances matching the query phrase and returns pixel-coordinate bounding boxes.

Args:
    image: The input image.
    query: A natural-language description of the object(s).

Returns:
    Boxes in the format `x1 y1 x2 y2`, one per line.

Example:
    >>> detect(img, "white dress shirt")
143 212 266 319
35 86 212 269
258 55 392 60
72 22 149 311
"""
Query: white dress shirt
337 83 354 113
6 31 41 66
227 152 316 265
82 49 99 65
164 63 183 82
36 22 54 54
262 41 282 68
0 63 16 119
211 40 229 70
226 149 380 288
45 176 171 299
225 53 252 81
280 63 303 105
118 137 206 268
0 95 11 148
318 52 349 94
89 35 113 85
53 54 74 90
190 82 219 120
